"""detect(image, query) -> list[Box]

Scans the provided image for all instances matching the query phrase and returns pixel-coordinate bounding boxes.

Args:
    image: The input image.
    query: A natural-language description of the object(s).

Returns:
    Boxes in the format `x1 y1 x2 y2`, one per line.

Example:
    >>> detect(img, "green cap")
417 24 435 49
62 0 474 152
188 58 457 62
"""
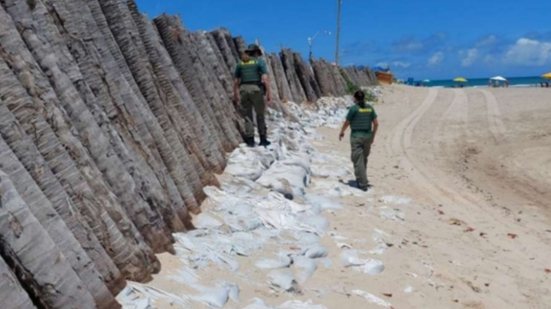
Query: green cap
245 44 262 56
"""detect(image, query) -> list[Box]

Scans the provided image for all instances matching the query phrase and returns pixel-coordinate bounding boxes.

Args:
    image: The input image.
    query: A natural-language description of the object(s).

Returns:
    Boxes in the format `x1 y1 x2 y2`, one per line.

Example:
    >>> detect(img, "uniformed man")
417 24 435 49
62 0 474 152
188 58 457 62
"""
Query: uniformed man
233 44 272 147
338 90 379 191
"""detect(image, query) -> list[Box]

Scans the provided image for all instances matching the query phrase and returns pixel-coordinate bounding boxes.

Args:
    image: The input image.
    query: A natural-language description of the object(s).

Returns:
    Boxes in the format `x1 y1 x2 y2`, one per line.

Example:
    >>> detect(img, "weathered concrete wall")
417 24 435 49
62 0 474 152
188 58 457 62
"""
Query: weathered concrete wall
0 1 377 307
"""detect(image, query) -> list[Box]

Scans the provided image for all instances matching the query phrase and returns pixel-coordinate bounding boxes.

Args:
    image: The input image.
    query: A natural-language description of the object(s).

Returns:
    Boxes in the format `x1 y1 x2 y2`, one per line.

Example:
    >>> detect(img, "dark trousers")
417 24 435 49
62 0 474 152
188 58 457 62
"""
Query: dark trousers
350 135 372 189
239 84 266 138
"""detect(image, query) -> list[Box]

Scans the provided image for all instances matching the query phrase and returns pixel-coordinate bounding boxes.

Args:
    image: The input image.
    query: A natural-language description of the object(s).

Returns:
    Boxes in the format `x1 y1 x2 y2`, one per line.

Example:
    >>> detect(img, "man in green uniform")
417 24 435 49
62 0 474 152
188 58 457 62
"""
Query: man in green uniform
233 44 272 147
339 90 379 191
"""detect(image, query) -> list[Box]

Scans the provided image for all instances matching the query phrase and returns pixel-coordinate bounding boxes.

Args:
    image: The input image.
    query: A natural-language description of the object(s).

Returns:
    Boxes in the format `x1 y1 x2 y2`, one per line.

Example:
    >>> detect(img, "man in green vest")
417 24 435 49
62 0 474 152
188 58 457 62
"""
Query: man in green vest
233 44 273 147
339 90 379 191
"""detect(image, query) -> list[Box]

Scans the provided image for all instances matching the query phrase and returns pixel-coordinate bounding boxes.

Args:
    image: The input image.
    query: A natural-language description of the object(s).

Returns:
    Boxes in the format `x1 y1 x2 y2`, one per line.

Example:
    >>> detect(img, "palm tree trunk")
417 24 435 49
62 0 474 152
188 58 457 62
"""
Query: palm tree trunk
1 0 174 253
0 170 97 308
263 53 284 110
184 29 242 148
97 0 203 210
0 4 160 282
0 255 35 309
190 31 245 138
0 92 155 283
46 0 189 230
293 52 320 102
0 133 118 308
280 49 307 103
128 4 219 189
153 15 229 169
312 59 331 96
268 53 293 103
233 36 247 55
210 29 238 73
154 15 241 151
193 31 233 95
330 61 348 95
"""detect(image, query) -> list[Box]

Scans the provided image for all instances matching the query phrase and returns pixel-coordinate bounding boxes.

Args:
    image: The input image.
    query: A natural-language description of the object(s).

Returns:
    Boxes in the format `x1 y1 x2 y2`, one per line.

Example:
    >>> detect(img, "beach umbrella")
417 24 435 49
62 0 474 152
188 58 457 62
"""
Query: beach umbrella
490 76 507 81
453 77 467 83
542 72 551 79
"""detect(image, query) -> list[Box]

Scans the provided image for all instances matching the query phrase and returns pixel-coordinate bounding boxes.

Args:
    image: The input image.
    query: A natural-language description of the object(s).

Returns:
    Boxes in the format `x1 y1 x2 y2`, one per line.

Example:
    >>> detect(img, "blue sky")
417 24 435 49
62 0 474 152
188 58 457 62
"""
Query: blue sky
136 0 551 80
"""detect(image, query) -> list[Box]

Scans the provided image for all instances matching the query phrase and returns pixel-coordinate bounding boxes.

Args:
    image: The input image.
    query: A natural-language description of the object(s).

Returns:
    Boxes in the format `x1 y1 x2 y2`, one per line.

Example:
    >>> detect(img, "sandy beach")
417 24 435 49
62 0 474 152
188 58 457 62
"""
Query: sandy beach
118 85 551 309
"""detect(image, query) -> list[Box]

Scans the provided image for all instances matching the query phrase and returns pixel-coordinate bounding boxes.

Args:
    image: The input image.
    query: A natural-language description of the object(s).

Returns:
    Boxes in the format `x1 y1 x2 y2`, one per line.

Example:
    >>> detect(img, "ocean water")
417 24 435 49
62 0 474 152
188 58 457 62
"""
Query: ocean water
414 76 546 88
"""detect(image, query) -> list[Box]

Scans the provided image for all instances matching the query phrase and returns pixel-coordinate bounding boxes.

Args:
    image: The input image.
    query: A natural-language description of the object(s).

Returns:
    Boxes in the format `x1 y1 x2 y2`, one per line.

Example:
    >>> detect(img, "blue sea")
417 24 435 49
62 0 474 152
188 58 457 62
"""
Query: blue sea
410 76 545 88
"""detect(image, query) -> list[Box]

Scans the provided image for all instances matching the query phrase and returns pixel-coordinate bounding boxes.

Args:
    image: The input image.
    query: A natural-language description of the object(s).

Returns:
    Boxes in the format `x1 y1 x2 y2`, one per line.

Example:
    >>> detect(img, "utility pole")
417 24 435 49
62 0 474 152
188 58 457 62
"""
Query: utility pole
335 0 342 66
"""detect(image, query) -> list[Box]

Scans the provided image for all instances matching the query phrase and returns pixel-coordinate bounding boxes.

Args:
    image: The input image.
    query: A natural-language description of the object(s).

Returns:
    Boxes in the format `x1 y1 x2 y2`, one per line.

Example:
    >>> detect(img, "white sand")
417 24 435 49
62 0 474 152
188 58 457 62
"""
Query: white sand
118 85 551 308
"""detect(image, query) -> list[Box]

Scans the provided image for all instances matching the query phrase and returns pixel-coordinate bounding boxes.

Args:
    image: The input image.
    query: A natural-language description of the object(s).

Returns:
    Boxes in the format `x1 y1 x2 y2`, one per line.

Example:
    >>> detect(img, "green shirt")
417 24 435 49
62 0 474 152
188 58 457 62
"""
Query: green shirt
234 58 268 83
346 103 377 138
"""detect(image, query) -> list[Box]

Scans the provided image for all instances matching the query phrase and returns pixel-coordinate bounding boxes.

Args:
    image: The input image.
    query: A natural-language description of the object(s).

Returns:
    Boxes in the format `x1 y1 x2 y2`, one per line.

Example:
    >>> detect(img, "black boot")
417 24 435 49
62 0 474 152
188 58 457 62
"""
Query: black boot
244 136 255 147
259 135 271 147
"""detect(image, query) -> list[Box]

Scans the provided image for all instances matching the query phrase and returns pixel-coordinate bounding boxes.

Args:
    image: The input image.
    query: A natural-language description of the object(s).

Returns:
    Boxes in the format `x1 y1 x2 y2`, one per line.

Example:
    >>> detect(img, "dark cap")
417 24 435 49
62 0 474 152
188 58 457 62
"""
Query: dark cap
245 44 262 56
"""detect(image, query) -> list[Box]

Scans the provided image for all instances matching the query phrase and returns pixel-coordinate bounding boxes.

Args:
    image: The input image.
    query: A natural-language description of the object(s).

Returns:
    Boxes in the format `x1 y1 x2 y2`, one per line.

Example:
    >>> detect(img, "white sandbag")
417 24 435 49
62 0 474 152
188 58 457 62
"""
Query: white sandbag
255 253 292 269
351 289 393 308
293 256 318 284
302 244 328 259
267 269 299 292
278 300 328 309
256 161 309 198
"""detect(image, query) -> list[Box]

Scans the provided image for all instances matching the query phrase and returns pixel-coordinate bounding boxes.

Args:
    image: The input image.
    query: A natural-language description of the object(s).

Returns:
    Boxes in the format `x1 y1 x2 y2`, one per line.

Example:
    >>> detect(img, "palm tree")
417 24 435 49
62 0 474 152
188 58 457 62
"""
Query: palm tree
0 134 118 308
280 49 308 103
128 5 218 191
0 255 35 309
151 17 227 174
0 170 97 308
185 29 243 149
154 15 241 151
3 0 179 252
293 52 321 102
98 0 205 211
57 0 192 226
0 3 161 283
210 29 239 73
268 53 294 103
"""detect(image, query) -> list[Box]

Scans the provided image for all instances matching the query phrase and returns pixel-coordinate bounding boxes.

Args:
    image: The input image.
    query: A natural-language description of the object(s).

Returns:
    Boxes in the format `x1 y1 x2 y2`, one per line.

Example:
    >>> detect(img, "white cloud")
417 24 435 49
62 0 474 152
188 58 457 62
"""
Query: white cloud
428 52 444 66
401 41 423 52
392 38 424 52
476 35 498 48
503 38 551 66
391 61 411 69
376 61 411 70
461 48 479 67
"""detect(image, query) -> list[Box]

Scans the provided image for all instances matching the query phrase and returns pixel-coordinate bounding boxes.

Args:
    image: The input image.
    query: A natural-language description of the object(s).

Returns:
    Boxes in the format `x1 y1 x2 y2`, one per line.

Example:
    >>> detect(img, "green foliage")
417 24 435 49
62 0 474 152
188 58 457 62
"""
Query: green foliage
340 68 359 94
364 89 378 103
345 80 360 94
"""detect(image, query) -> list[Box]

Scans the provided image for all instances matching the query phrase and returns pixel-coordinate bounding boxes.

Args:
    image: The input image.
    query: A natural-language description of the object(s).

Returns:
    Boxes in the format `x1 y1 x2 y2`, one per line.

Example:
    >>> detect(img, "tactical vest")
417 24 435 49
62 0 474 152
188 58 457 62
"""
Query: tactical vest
350 105 375 131
238 60 262 84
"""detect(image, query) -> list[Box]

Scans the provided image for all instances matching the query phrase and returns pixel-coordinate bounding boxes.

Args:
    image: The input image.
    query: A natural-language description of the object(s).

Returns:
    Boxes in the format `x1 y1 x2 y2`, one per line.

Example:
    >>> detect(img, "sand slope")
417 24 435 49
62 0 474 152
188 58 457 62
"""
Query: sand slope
118 86 551 309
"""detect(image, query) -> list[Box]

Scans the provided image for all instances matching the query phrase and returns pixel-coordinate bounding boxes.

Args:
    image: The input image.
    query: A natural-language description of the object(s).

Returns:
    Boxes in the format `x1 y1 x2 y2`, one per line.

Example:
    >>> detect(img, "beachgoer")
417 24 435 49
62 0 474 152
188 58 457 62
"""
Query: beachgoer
233 44 272 147
338 90 379 191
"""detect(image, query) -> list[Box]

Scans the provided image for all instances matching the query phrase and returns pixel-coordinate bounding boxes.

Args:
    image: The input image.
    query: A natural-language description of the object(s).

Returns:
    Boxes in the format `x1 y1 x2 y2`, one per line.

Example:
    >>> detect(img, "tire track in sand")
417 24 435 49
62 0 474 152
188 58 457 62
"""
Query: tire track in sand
385 88 448 201
384 88 548 307
387 88 493 207
391 88 522 229
478 89 507 143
